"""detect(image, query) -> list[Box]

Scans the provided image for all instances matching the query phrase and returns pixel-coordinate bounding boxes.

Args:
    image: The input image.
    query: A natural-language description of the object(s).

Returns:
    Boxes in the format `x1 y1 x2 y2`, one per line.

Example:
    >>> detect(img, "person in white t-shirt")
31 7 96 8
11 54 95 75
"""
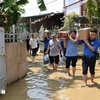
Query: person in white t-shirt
29 34 38 62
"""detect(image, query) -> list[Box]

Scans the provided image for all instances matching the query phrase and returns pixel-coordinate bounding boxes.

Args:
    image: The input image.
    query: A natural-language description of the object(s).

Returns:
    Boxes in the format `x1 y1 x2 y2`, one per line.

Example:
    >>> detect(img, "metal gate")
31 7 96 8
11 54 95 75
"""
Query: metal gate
0 27 6 94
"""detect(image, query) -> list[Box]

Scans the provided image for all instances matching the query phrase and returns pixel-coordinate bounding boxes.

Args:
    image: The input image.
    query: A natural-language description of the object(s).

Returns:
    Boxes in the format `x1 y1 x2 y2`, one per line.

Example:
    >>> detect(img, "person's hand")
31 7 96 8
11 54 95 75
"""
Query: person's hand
84 39 88 44
58 29 61 32
67 33 70 38
45 51 48 55
62 50 64 55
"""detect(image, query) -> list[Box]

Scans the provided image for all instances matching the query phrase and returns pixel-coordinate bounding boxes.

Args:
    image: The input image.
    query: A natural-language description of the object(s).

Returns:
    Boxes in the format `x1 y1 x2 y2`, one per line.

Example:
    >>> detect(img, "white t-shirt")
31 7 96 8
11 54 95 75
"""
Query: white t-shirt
29 38 37 49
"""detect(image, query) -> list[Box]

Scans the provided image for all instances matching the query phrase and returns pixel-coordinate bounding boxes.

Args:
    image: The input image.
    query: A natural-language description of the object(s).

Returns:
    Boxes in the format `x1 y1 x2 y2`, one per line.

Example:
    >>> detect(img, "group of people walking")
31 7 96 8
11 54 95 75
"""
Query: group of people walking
25 28 100 87
43 28 100 87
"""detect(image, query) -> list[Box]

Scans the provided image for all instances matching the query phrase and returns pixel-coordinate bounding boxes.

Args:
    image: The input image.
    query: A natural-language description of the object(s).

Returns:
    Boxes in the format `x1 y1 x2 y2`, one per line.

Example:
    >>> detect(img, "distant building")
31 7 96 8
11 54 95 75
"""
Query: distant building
64 0 88 16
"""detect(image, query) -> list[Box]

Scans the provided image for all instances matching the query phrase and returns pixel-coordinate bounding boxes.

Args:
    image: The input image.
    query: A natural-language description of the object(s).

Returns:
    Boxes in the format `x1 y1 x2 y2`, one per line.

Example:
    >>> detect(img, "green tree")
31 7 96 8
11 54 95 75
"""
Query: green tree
86 0 96 22
86 0 100 39
60 13 79 30
0 0 29 32
0 0 47 31
37 0 47 11
95 0 100 18
86 0 100 25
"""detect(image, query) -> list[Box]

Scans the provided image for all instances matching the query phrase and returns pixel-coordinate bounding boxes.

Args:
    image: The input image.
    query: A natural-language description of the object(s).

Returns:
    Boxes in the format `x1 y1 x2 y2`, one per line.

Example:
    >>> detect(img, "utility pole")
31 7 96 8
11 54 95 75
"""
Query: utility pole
29 18 32 33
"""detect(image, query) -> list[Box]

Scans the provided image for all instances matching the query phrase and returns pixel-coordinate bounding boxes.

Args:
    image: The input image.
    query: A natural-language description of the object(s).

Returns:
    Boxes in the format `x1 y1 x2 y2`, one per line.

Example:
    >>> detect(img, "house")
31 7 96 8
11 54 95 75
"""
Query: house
63 0 99 26
63 0 88 16
20 12 64 33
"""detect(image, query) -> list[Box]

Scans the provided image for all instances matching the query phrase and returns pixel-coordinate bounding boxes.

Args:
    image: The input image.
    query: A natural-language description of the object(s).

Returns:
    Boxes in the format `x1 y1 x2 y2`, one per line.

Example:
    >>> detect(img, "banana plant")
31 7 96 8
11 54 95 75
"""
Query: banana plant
37 0 47 11
0 0 28 32
0 0 47 31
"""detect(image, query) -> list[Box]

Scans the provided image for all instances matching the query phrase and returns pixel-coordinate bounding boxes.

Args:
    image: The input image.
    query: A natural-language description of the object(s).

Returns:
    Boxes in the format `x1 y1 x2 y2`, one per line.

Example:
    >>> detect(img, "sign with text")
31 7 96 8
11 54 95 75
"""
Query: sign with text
0 89 6 95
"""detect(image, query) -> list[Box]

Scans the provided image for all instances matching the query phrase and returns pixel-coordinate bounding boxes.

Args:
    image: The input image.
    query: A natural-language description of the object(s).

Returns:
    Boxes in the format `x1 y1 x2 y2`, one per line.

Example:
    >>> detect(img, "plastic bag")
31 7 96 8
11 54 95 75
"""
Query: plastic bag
59 59 65 65
43 55 49 64
61 55 66 62
59 55 66 65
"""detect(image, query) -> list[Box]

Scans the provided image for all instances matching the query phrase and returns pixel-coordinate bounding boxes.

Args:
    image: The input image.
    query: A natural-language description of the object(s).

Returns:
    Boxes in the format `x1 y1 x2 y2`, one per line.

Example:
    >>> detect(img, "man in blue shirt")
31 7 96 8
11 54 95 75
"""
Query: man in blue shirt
64 30 78 77
43 30 52 54
80 28 99 87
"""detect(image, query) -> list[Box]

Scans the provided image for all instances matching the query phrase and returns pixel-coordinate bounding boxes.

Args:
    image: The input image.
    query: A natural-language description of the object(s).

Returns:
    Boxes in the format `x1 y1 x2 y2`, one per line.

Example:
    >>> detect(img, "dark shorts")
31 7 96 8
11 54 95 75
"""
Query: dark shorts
26 45 30 51
36 43 39 52
49 55 59 64
32 48 37 56
44 48 47 54
66 56 77 69
82 55 96 75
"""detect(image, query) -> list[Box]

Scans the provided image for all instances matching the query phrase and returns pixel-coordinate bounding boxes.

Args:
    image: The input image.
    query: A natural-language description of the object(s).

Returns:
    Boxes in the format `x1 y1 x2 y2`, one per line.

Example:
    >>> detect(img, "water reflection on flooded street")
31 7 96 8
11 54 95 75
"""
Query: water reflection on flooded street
0 54 100 100
26 71 54 100
25 66 71 100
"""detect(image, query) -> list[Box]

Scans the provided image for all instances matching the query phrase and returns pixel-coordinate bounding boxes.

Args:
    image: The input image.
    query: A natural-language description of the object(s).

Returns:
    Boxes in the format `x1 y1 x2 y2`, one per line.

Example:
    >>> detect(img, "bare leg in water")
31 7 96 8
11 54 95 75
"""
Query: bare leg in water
72 67 76 76
83 74 88 86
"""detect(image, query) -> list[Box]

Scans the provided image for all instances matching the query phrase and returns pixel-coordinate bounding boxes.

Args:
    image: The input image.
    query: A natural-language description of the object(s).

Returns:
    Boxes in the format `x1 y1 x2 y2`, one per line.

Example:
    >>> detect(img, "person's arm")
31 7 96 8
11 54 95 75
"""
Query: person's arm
69 36 77 44
59 45 64 55
84 39 95 52
45 41 50 54
68 33 77 44
45 46 50 54
42 37 47 43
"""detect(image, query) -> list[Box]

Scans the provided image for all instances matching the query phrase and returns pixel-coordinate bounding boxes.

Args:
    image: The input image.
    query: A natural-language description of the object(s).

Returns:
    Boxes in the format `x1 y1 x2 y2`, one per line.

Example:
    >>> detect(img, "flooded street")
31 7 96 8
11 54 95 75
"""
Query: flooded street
0 53 100 100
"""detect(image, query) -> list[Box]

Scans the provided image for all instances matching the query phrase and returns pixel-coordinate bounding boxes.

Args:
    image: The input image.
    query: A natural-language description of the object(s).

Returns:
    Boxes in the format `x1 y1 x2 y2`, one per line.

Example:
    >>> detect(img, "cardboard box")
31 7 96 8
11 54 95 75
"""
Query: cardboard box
78 28 90 40
57 31 68 40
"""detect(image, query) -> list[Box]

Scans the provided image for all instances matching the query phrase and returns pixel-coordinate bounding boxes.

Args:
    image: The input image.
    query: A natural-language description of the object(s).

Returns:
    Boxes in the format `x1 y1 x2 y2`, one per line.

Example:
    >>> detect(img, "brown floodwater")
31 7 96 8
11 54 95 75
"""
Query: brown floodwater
0 54 100 100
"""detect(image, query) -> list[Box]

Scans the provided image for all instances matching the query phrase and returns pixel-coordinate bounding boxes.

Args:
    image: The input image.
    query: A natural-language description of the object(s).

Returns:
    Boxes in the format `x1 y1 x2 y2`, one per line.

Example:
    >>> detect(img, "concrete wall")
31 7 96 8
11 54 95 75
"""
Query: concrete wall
5 42 27 84
64 0 87 15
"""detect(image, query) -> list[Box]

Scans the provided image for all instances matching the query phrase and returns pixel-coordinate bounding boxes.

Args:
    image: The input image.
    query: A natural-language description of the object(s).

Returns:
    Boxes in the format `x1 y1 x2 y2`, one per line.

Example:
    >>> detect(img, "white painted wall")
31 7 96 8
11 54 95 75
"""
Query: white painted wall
66 2 80 15
65 0 79 6
64 0 87 15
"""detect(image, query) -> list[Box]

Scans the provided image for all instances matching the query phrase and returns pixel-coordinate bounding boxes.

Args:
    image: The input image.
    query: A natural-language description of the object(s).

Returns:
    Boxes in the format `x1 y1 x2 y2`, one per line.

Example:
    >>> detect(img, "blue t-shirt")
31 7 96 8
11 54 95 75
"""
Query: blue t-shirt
65 39 78 57
60 40 66 53
82 38 99 56
44 37 52 49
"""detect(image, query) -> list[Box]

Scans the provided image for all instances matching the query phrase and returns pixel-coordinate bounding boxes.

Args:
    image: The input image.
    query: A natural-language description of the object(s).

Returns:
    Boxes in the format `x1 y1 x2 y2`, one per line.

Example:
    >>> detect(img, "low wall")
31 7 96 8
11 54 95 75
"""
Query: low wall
5 42 27 84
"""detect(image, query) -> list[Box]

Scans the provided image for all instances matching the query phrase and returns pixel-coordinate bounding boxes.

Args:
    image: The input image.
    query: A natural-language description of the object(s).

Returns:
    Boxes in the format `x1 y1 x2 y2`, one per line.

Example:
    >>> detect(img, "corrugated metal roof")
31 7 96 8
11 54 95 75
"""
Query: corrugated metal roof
22 12 64 18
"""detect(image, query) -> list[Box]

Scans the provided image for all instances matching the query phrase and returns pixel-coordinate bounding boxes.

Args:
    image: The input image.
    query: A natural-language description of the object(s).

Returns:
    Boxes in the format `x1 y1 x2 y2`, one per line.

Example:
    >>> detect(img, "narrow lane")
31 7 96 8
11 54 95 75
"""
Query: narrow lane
0 53 100 100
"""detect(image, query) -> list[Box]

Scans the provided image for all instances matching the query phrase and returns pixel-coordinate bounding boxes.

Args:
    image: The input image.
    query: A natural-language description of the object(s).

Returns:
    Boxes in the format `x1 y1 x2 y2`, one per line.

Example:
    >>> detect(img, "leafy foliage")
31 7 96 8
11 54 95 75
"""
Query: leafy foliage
86 0 96 21
0 0 28 32
61 13 79 30
0 0 47 31
37 0 47 11
86 0 100 25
